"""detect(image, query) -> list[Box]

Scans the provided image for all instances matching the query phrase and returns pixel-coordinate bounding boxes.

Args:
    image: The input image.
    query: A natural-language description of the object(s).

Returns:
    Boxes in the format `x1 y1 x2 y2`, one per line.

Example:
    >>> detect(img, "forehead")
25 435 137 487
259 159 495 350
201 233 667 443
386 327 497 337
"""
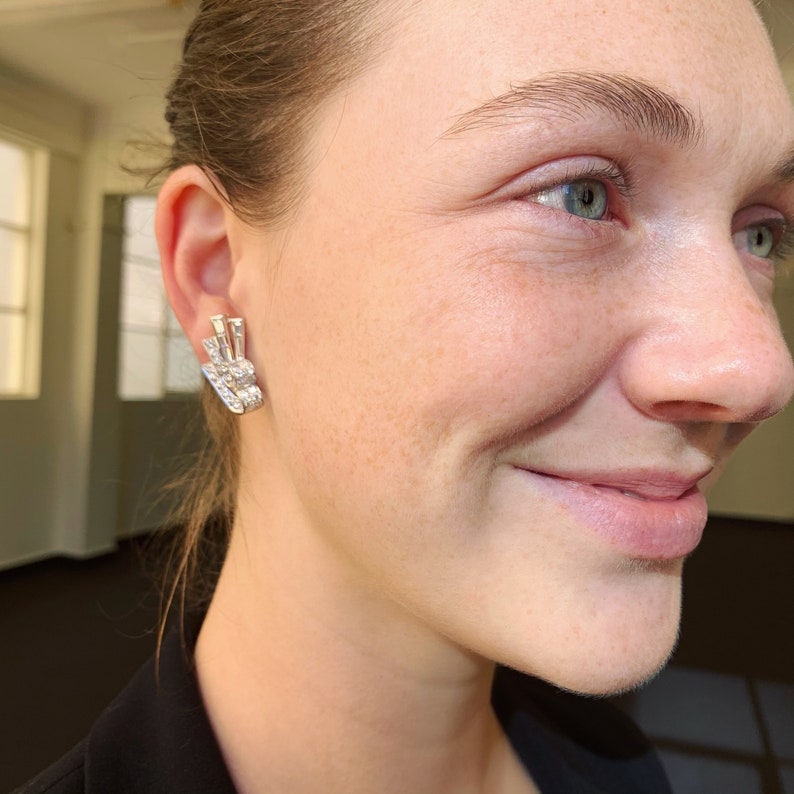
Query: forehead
346 0 793 149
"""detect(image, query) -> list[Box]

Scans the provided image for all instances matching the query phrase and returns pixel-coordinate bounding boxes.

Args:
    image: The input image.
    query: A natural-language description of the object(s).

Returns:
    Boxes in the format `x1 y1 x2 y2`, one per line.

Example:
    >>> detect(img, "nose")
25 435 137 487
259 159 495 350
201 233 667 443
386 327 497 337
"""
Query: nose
618 252 794 425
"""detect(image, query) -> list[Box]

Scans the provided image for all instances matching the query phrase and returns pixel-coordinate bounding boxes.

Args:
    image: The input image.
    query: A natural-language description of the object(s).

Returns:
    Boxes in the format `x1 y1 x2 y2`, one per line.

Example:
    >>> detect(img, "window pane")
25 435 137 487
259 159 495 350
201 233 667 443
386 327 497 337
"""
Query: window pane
165 333 201 393
120 259 165 329
118 195 199 400
0 311 24 393
118 330 162 399
0 228 28 309
0 140 30 226
123 195 159 262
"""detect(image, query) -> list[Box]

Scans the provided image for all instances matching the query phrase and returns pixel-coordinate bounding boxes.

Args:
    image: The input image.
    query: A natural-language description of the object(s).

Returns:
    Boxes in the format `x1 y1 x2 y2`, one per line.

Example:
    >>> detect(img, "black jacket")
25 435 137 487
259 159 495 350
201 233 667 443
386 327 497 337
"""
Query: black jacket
17 621 671 794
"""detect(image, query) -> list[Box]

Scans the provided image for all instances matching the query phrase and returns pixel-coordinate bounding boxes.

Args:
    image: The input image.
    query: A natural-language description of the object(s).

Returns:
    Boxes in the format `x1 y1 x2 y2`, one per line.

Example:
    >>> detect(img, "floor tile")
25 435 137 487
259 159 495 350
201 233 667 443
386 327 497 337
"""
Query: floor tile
779 763 794 794
621 666 764 754
755 680 794 761
658 750 763 794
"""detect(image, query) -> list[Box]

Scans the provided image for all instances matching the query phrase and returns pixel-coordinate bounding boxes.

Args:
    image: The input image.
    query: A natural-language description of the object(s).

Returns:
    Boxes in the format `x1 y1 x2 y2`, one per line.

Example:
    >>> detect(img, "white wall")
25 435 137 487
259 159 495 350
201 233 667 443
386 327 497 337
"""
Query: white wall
0 65 105 566
0 64 198 567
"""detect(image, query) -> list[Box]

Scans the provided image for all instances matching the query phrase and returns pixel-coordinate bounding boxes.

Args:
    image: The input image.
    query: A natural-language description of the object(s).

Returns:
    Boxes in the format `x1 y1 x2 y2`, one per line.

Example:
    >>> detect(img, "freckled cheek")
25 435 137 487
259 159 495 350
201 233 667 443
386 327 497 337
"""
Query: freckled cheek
404 271 627 432
267 223 633 491
312 293 619 483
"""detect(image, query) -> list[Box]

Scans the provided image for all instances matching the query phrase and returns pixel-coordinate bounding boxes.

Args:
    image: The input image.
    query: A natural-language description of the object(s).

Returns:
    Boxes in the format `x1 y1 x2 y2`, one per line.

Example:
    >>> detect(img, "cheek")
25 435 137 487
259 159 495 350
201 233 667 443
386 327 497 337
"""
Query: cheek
266 235 623 502
395 258 624 442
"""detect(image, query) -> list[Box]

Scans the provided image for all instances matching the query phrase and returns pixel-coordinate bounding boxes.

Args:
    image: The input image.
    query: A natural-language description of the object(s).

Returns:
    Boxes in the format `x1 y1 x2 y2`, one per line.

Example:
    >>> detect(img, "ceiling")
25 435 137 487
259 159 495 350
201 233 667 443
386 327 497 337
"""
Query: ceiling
0 0 194 107
0 0 790 110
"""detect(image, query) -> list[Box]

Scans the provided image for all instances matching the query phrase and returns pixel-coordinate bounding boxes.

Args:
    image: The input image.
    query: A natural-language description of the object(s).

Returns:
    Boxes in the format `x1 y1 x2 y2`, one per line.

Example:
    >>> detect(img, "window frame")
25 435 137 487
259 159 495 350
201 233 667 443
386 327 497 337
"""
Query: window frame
0 131 48 399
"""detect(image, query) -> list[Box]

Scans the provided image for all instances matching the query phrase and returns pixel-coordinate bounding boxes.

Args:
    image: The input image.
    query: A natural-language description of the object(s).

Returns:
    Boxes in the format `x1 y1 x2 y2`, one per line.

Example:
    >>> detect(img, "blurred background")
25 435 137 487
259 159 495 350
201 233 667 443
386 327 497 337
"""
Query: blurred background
0 0 792 792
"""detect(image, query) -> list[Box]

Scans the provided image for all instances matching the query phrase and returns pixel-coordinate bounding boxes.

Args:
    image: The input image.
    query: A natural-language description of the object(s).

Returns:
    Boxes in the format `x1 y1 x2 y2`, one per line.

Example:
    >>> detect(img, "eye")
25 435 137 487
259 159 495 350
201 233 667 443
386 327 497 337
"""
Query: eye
733 219 792 262
740 224 775 258
533 179 609 221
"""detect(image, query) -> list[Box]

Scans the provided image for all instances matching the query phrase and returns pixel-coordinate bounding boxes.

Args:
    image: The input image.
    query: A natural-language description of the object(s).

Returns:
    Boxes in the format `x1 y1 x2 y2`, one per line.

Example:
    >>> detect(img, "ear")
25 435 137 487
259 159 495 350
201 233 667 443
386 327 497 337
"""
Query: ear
156 165 237 358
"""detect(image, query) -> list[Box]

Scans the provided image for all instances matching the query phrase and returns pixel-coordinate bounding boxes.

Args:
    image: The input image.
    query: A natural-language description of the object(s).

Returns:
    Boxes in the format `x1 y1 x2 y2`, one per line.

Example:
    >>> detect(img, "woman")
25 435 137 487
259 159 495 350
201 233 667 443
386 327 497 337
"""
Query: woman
22 0 794 791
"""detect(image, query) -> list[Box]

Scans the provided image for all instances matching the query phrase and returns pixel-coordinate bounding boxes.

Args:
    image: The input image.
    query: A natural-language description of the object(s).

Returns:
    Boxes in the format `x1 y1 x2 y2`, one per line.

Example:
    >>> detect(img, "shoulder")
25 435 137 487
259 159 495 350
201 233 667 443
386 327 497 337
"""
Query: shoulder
15 618 236 794
493 666 672 794
80 621 236 793
13 742 86 794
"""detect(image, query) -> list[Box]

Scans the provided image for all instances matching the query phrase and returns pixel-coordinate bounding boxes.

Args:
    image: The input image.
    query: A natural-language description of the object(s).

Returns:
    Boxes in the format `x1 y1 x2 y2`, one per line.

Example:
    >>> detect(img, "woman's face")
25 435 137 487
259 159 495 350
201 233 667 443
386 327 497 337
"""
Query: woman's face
230 0 794 693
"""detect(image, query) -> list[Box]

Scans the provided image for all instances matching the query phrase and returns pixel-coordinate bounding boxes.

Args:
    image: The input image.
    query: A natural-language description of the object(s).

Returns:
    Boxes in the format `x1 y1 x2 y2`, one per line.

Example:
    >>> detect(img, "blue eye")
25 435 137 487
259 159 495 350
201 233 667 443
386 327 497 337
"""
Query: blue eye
744 224 775 258
734 223 780 260
534 179 609 220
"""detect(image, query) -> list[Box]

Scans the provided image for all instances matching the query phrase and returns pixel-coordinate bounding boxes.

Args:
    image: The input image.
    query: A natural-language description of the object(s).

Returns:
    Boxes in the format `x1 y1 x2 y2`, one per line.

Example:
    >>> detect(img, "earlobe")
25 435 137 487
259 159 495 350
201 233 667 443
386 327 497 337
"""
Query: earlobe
156 165 236 357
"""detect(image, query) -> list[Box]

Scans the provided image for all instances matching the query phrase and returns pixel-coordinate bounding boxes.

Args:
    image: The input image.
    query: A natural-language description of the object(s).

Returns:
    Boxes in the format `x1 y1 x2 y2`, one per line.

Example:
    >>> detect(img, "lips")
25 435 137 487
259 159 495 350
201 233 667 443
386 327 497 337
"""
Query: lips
515 467 711 560
560 470 707 501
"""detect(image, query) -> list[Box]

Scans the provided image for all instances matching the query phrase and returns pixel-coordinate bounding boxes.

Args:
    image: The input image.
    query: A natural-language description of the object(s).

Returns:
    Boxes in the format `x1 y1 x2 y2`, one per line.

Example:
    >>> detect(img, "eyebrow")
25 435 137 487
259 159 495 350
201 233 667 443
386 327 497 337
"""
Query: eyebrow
443 71 705 148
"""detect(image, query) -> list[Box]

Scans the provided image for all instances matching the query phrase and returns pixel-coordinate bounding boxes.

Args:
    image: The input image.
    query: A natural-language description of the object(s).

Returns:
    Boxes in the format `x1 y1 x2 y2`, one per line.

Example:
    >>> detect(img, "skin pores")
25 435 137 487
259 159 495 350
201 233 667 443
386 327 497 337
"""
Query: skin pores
203 0 794 701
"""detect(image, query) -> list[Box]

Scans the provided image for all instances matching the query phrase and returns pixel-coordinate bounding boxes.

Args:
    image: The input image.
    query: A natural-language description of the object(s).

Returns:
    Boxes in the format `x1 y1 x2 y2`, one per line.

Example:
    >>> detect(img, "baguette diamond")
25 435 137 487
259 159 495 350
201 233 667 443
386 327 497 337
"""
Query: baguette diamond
200 315 263 414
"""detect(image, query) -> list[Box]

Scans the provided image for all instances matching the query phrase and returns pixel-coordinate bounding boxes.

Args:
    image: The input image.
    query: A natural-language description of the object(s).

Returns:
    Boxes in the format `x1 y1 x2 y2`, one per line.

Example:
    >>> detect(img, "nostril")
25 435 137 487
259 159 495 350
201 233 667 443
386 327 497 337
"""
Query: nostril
652 400 733 422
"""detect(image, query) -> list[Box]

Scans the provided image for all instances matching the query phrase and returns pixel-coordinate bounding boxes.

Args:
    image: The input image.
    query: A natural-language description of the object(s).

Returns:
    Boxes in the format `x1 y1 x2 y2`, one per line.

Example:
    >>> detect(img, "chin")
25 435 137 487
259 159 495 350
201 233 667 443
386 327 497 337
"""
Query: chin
562 601 681 696
568 644 677 698
502 561 684 698
546 628 680 698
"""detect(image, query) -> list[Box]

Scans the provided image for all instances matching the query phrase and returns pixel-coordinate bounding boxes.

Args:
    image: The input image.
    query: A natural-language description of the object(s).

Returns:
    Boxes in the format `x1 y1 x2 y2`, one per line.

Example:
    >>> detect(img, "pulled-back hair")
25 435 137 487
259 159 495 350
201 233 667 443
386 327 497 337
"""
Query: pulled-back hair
159 0 397 629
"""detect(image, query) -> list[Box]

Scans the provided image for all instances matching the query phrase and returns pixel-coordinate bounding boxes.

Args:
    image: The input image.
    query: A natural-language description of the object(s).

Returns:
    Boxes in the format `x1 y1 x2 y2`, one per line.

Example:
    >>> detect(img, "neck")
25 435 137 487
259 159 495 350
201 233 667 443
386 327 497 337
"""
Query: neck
194 452 536 794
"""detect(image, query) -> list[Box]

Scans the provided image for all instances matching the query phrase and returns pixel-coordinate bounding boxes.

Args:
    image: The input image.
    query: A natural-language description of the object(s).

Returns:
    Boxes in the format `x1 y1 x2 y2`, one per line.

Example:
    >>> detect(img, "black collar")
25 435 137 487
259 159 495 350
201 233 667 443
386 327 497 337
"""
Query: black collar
71 616 670 794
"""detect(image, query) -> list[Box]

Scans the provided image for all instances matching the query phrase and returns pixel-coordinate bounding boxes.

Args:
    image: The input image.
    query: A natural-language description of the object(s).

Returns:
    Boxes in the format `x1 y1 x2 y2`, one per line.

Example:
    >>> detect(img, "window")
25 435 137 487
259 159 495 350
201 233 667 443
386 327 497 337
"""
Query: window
117 195 201 399
0 136 45 397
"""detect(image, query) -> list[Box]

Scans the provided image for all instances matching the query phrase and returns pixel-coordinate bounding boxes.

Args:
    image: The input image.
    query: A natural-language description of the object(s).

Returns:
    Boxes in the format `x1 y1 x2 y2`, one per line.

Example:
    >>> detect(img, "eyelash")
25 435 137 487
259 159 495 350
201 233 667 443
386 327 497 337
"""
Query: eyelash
528 162 633 202
769 221 794 264
519 160 634 227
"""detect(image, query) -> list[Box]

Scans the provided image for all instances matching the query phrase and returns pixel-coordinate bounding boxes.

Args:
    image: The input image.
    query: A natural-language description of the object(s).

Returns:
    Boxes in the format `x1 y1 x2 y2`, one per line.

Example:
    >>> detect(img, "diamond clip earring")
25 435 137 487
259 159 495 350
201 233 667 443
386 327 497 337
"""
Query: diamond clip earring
200 314 264 414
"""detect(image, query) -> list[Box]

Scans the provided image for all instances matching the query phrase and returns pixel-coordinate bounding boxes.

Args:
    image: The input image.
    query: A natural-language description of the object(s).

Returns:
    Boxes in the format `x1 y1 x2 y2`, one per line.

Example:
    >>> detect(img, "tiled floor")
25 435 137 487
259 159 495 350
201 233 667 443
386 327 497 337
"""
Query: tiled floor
657 750 765 794
757 681 794 762
618 665 794 794
780 765 794 794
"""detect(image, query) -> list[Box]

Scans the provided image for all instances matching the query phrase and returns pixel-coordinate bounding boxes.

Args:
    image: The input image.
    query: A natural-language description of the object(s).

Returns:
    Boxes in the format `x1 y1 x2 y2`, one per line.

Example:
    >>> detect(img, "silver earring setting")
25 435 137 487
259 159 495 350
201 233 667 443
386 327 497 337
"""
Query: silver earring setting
201 314 263 414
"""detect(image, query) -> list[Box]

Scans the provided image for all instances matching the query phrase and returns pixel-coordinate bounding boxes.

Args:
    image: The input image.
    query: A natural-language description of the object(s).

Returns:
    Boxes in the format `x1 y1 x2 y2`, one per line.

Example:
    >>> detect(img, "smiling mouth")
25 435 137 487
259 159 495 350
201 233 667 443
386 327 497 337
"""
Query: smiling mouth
540 468 711 500
515 467 712 560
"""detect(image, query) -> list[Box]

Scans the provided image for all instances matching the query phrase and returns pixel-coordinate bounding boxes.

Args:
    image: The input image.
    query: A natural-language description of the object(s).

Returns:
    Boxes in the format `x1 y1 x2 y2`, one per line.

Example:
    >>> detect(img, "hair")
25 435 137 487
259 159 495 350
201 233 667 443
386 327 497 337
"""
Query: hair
158 0 398 637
